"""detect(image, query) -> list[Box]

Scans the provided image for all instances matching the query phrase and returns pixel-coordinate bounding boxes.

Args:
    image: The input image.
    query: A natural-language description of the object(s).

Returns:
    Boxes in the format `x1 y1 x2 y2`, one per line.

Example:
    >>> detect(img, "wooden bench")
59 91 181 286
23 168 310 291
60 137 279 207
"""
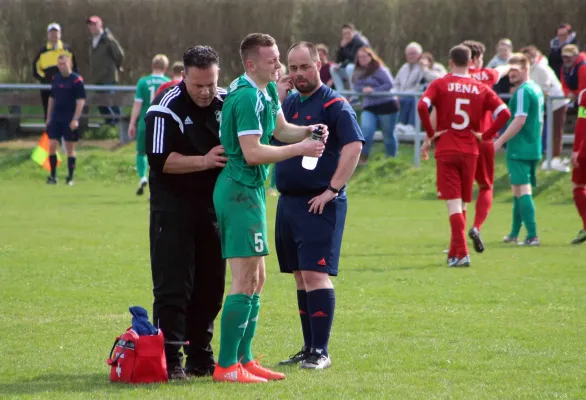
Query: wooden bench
0 90 135 141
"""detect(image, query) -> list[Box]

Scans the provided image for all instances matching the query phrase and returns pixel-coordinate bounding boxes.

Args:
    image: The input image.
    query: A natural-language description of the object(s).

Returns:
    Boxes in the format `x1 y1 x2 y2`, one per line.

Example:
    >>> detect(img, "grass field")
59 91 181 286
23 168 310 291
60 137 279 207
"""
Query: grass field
0 142 585 399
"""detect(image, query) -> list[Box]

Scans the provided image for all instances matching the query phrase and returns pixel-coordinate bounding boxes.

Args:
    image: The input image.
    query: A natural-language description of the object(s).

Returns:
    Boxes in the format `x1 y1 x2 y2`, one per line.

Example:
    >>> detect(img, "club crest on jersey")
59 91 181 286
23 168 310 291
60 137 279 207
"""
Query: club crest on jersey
448 83 480 94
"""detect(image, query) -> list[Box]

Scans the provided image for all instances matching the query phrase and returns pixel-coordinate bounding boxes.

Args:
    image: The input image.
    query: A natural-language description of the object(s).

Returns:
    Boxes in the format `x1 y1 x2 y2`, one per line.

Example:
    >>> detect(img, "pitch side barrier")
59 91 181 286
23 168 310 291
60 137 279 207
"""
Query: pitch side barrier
0 84 571 169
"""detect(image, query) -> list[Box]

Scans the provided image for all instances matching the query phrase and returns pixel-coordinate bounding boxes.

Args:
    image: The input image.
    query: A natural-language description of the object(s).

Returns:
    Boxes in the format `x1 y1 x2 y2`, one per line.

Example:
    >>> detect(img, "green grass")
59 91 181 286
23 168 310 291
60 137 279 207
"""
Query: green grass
0 144 584 399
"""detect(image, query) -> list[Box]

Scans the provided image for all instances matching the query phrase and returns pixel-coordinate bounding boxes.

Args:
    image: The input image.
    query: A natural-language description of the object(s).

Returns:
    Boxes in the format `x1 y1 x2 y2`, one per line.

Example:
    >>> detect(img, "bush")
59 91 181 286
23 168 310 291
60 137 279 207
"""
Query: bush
0 0 585 85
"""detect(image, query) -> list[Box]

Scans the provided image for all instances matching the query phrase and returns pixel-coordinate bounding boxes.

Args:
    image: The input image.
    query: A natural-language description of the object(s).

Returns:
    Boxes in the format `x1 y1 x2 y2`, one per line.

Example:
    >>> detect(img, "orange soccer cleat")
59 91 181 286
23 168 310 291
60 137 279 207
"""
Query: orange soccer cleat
212 363 268 384
242 359 286 381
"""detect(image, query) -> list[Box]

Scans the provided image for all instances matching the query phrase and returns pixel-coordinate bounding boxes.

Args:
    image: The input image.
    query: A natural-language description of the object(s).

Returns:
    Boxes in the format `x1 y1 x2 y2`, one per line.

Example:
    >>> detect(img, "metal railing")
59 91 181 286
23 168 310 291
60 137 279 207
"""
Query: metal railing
0 84 574 170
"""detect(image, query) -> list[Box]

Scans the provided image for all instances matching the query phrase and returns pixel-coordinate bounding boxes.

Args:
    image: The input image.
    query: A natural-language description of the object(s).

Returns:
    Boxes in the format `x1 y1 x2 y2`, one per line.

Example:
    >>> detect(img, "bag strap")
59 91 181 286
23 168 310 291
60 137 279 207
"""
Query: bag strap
107 339 131 366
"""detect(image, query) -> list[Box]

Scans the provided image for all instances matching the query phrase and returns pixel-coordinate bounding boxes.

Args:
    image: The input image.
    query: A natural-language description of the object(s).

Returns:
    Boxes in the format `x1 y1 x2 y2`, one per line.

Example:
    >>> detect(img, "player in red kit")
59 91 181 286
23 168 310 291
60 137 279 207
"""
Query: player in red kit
571 88 586 244
461 40 511 253
417 45 511 267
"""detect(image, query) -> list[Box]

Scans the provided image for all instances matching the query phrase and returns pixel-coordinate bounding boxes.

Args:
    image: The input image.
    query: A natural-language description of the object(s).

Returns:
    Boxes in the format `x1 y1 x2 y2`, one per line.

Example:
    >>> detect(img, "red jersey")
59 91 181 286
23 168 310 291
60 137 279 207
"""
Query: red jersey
155 78 182 97
575 89 586 158
469 67 501 131
421 74 506 156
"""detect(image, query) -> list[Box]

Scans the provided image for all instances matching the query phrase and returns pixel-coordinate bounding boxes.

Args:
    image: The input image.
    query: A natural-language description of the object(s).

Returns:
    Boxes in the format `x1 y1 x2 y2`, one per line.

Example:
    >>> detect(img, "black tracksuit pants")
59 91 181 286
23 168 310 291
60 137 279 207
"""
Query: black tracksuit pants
150 207 226 370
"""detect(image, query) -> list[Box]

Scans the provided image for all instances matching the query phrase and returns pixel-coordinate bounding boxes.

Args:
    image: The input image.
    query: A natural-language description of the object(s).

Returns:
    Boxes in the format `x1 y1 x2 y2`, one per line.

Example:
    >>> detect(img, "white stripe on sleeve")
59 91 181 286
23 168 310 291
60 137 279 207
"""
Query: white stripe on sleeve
515 87 527 117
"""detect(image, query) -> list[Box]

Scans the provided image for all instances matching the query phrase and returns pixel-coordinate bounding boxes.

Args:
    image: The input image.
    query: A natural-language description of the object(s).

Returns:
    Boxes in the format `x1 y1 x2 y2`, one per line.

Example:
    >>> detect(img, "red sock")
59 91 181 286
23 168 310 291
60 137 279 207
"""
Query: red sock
573 188 586 230
473 188 493 230
462 209 467 223
449 213 468 258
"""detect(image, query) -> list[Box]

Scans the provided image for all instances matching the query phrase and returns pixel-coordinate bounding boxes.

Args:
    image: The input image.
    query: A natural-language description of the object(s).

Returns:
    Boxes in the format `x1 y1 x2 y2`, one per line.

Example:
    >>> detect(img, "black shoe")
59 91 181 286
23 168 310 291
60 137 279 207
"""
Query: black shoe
278 347 310 365
136 180 147 196
46 176 57 185
168 365 188 380
65 176 74 186
300 349 331 370
184 365 214 378
468 227 485 253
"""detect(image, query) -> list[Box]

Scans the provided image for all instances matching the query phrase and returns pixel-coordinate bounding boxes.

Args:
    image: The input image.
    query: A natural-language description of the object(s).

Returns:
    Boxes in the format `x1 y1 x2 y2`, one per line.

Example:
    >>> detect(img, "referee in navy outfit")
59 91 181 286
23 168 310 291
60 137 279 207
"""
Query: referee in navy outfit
145 46 227 380
274 42 364 369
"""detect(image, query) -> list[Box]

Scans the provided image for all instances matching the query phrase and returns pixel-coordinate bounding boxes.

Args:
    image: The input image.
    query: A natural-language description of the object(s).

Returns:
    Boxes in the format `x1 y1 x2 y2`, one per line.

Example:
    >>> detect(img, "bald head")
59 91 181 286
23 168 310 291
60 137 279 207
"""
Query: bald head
287 41 322 94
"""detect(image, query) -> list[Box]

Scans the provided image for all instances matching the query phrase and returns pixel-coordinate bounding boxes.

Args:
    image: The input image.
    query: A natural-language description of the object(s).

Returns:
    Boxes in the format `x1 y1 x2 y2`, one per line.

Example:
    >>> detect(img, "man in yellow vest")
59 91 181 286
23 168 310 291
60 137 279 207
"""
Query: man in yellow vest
32 23 78 119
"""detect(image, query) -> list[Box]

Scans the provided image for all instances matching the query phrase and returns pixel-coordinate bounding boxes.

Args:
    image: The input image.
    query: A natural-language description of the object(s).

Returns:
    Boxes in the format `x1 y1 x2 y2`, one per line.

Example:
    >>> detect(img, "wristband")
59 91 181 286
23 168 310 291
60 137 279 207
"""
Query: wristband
327 185 340 194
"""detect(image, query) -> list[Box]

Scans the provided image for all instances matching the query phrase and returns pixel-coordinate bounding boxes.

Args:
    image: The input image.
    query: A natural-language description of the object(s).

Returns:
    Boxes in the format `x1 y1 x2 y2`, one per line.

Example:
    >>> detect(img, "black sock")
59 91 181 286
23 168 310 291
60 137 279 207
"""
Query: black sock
307 288 335 356
296 290 312 350
49 154 57 179
67 156 76 179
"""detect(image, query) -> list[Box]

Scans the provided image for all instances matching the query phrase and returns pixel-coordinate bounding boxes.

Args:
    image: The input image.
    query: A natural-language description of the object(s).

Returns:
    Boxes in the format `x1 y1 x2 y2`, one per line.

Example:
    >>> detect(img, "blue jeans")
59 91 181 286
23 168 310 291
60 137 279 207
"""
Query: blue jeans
330 63 355 92
360 110 399 157
398 96 416 126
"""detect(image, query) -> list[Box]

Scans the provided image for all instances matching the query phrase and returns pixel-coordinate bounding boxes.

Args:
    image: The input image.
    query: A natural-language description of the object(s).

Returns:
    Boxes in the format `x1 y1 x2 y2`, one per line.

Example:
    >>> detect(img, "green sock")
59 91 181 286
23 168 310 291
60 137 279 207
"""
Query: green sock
238 293 260 364
218 294 252 368
510 197 522 238
519 194 537 238
136 154 147 179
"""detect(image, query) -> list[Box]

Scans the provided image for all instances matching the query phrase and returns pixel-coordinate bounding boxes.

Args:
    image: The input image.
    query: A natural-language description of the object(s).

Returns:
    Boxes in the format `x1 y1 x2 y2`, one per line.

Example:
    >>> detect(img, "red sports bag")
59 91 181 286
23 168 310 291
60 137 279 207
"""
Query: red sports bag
107 328 168 384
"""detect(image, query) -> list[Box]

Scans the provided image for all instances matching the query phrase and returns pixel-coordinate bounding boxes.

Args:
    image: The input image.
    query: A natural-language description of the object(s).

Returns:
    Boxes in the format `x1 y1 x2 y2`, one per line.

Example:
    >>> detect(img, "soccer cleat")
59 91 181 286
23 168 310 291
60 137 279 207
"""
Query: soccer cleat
212 363 268 383
278 347 310 365
300 349 332 370
242 359 286 380
519 237 540 246
65 177 74 186
448 255 471 267
167 365 189 380
136 179 148 196
571 230 586 245
503 235 518 244
46 176 57 185
446 257 457 265
468 227 485 253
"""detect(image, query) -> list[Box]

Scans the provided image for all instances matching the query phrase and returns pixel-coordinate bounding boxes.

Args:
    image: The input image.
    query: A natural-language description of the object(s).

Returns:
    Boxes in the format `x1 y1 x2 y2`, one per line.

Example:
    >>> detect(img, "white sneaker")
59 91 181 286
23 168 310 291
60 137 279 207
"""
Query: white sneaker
551 158 570 172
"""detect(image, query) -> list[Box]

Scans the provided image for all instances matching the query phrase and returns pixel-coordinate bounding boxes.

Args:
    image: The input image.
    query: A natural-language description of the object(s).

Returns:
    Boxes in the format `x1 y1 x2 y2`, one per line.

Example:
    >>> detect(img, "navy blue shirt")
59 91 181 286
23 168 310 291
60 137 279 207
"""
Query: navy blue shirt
50 72 86 121
274 85 364 195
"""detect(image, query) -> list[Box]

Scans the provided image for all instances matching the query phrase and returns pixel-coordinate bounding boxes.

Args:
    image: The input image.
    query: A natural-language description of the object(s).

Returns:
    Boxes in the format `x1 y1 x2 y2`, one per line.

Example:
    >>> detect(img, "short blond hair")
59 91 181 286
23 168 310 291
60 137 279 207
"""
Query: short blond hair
508 53 530 69
152 54 169 70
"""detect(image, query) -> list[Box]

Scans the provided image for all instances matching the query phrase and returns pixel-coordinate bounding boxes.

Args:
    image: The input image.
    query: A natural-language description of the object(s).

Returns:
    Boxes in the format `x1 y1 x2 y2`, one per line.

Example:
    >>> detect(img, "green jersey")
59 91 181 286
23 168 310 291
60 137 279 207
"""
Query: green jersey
135 74 170 132
506 80 544 161
220 74 281 187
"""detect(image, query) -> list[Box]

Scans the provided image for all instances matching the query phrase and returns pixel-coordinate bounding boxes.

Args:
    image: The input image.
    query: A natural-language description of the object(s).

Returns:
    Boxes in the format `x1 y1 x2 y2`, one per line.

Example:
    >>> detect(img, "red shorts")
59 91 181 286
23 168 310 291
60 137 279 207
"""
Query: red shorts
436 154 478 203
475 141 495 187
572 158 586 185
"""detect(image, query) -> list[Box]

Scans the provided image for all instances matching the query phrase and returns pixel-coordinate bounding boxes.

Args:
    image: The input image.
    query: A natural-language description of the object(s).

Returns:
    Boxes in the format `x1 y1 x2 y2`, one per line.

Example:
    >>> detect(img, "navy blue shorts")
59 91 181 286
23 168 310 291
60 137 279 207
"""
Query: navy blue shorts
48 120 78 142
275 194 347 276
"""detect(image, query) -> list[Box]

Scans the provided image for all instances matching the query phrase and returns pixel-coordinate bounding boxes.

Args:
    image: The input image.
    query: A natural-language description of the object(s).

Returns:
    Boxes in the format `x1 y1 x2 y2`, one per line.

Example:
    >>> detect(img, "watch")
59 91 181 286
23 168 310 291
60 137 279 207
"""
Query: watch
327 185 340 194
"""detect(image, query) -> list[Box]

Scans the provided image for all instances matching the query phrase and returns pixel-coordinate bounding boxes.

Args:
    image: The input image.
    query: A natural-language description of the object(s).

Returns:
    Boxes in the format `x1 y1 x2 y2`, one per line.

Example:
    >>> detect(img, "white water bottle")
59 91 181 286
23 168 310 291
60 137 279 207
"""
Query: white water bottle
302 126 324 170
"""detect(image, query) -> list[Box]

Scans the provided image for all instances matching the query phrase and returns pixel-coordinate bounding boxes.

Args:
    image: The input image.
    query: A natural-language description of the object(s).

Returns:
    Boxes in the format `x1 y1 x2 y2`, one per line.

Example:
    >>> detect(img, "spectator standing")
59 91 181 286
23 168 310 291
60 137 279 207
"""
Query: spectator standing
330 23 369 91
487 38 513 68
560 44 586 101
419 52 448 87
33 23 78 119
155 61 184 97
351 46 400 164
86 15 125 125
394 42 440 129
521 45 571 172
316 44 334 88
549 24 579 80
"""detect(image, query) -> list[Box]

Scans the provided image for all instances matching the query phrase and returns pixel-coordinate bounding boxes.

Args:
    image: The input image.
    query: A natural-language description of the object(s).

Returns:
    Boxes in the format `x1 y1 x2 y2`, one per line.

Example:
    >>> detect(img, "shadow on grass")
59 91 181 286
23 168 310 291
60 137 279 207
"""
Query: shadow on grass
0 372 201 396
0 149 30 169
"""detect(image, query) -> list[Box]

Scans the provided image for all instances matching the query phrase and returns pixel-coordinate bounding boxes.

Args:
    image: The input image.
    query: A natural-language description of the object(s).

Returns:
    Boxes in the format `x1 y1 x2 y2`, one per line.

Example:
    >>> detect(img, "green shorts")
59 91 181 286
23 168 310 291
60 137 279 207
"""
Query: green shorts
213 171 268 259
136 126 146 154
507 159 538 186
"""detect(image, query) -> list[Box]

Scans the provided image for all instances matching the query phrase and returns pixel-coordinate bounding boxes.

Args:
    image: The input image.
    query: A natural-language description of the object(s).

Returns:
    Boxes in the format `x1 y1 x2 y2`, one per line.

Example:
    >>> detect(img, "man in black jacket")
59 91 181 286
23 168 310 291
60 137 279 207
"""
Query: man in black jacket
549 23 579 80
330 23 369 91
145 45 227 380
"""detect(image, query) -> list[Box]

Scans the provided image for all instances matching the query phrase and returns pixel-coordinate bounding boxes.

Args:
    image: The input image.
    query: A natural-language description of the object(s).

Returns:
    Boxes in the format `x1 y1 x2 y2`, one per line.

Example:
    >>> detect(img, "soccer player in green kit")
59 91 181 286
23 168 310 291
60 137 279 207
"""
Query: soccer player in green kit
129 54 170 195
494 53 545 246
212 33 328 384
